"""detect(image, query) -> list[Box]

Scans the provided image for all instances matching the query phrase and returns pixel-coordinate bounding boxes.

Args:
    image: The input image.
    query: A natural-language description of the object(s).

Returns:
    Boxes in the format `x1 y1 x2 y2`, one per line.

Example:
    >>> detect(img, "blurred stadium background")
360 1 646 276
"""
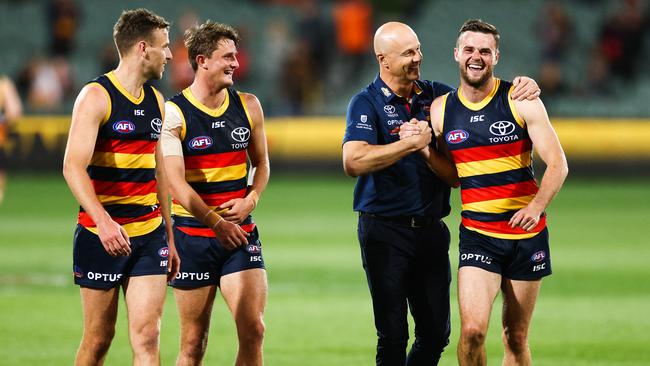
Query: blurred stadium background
0 0 649 365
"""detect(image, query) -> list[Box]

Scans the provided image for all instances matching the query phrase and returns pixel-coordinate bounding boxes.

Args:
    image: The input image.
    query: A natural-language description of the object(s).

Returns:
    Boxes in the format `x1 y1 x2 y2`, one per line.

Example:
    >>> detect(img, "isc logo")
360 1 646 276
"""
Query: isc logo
445 129 469 144
470 115 485 123
113 121 136 134
189 136 213 150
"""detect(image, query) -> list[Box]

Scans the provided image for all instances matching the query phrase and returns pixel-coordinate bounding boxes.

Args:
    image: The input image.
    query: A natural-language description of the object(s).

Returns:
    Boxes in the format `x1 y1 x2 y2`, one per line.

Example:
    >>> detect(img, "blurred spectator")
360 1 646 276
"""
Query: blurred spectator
297 0 332 80
260 18 293 115
0 76 23 205
279 40 317 115
597 0 647 80
538 0 573 61
47 0 81 56
99 39 119 73
170 10 199 92
536 0 573 99
233 25 252 86
583 47 612 96
17 56 74 111
331 0 373 88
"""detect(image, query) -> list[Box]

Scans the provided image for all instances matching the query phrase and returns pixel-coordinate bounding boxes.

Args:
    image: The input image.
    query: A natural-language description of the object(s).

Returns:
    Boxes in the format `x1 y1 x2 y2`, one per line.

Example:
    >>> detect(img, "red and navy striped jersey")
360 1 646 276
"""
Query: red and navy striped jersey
442 79 545 239
167 87 255 237
78 72 163 236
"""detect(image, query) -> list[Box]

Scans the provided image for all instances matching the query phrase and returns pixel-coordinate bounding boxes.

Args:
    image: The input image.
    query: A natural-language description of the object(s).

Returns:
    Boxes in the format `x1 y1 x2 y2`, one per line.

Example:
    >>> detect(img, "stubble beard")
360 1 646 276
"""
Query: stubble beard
460 64 492 89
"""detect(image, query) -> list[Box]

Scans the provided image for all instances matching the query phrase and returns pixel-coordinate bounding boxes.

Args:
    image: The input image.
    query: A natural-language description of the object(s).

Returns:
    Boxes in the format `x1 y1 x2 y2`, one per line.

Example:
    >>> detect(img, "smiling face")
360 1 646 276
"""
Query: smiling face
454 30 499 88
143 28 172 80
200 38 239 87
375 22 423 83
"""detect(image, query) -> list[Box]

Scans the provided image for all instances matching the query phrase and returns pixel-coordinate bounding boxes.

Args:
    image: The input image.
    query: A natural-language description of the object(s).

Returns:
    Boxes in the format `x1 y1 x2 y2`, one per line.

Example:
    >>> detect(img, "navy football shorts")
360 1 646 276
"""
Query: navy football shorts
73 223 169 289
458 225 552 280
169 225 265 288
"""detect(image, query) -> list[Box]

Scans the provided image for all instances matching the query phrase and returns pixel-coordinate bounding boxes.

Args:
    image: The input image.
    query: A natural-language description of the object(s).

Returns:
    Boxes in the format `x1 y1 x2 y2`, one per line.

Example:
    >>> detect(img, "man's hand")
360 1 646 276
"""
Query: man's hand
508 203 544 231
398 118 432 149
166 241 180 282
220 197 255 224
96 217 131 256
511 76 541 101
212 219 249 250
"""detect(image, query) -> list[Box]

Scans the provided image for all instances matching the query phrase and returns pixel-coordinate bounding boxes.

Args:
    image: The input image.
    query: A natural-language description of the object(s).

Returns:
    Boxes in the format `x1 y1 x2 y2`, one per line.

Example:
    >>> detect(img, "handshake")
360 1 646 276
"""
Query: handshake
399 118 433 150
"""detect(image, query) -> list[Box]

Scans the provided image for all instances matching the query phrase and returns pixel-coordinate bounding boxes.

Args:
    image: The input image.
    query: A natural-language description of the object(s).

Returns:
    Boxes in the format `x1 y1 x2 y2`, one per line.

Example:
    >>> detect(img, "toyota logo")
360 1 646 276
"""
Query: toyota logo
231 127 250 143
150 118 162 133
489 121 515 136
383 105 396 114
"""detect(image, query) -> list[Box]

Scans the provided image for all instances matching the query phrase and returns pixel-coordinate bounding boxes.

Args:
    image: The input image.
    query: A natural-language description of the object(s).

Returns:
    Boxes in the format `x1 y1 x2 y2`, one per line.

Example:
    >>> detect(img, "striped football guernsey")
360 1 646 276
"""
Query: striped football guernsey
167 87 255 237
441 78 545 239
78 71 163 236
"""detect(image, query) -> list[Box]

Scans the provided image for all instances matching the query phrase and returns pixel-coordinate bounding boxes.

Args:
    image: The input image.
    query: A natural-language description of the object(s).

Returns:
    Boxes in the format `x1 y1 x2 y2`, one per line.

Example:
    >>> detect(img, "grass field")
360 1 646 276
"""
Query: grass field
1 172 649 365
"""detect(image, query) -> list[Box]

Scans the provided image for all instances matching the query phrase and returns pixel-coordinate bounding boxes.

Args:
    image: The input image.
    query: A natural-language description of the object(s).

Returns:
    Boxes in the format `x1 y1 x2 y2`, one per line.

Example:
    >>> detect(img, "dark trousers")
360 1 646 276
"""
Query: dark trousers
358 214 451 366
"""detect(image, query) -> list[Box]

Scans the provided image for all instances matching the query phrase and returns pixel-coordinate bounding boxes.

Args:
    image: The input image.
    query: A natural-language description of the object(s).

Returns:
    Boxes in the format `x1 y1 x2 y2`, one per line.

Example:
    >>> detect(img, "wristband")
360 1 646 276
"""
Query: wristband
211 216 224 230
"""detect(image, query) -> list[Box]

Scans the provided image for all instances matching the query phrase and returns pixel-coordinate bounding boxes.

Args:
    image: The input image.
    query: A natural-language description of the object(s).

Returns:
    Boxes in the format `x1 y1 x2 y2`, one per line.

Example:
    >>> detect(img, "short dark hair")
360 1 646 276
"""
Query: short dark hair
184 21 240 71
113 8 170 56
458 19 500 49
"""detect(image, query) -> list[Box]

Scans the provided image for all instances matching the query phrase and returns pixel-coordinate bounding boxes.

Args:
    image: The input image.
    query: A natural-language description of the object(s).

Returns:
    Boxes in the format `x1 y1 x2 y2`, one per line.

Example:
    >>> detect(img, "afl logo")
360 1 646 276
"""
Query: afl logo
531 251 546 263
113 121 135 134
231 127 250 143
158 247 169 258
189 136 213 149
150 118 162 133
489 121 516 136
446 129 469 144
246 244 261 254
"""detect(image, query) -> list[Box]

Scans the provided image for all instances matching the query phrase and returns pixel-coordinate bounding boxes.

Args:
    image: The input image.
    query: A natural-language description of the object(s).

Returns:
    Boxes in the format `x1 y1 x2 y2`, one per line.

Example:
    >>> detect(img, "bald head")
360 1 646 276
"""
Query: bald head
374 22 419 55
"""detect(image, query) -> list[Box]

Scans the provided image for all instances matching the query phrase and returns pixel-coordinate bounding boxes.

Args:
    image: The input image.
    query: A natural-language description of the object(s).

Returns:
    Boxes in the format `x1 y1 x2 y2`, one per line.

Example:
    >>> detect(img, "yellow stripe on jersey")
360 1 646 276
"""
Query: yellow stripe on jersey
106 71 145 105
182 87 230 117
88 82 112 126
90 151 156 169
461 194 536 214
456 152 532 177
97 193 158 206
172 203 228 218
507 85 525 128
463 225 541 240
440 93 449 132
184 163 247 183
238 92 254 130
458 79 500 111
85 216 162 237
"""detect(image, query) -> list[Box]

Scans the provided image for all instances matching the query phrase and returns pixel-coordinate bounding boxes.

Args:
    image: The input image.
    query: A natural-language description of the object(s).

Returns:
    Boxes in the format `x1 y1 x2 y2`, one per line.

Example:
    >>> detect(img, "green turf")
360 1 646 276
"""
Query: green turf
0 173 649 365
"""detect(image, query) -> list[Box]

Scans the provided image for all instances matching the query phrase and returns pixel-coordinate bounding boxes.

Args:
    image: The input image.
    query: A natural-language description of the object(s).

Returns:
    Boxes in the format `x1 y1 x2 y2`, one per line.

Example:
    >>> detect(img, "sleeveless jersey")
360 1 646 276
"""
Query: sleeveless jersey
168 87 255 237
78 71 163 237
442 79 545 239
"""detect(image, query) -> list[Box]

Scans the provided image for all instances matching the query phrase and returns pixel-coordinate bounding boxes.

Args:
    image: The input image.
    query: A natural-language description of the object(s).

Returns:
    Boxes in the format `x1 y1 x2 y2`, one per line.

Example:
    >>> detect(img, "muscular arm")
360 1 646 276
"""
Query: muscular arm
423 96 460 187
509 98 568 231
398 97 460 187
161 103 248 249
62 84 131 256
153 89 179 280
220 93 269 222
342 137 428 177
